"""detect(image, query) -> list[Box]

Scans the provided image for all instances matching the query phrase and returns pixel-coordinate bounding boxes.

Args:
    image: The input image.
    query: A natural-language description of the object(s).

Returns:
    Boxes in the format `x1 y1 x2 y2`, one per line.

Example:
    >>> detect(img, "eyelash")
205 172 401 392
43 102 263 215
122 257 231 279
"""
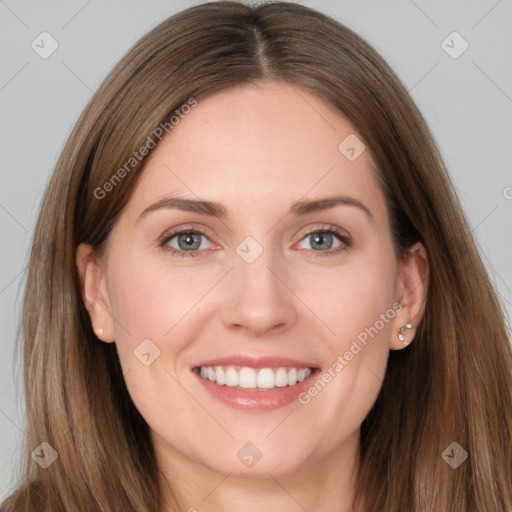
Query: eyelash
158 224 352 259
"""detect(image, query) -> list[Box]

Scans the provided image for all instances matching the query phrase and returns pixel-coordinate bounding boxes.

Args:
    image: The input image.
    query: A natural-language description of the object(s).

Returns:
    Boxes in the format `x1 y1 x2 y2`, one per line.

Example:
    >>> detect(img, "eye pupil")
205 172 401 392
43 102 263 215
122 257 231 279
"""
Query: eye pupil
179 233 201 250
311 232 332 250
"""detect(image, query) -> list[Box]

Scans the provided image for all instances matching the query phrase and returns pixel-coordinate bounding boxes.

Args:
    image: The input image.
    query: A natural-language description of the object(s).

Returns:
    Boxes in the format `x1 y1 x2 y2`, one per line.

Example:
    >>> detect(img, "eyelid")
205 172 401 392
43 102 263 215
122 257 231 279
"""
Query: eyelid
159 222 352 257
159 223 216 243
158 223 218 255
295 223 351 242
291 224 352 252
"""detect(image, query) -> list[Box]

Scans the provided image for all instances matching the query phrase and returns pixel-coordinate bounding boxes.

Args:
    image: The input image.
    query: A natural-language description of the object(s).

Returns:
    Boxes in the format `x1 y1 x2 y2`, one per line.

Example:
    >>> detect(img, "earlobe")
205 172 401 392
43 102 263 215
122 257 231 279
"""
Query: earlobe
389 242 429 350
396 322 414 346
76 243 115 343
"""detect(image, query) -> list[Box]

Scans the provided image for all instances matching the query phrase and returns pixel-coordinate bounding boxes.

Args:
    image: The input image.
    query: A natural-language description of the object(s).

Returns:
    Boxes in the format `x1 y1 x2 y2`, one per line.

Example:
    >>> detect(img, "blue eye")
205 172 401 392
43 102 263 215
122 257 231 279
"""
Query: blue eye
299 231 339 251
295 226 351 257
159 224 351 258
160 230 212 257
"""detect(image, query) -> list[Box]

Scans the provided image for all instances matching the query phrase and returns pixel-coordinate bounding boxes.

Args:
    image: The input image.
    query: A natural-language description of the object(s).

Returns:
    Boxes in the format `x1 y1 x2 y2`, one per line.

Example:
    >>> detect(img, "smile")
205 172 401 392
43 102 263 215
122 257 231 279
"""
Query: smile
199 365 313 390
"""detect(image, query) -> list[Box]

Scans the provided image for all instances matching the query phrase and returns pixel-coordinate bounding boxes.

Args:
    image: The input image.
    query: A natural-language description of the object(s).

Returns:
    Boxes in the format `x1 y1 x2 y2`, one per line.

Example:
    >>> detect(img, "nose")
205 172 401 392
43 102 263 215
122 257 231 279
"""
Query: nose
220 247 298 337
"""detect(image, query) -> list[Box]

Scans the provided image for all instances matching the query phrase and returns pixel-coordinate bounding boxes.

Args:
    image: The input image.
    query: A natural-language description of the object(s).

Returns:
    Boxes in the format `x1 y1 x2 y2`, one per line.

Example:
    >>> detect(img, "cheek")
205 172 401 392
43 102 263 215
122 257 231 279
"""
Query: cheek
107 250 215 340
103 258 202 439
104 251 219 406
293 243 397 425
303 240 398 351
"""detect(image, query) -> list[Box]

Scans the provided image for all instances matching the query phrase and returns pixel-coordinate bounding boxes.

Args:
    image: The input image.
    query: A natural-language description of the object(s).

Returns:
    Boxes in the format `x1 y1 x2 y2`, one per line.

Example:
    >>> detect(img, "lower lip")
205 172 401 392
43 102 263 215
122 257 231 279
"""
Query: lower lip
193 368 319 411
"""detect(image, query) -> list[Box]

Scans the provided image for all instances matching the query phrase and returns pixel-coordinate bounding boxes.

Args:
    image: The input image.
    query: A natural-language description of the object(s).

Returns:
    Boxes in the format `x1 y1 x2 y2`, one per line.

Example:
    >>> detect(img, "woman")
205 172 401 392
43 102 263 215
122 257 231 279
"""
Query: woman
3 1 511 511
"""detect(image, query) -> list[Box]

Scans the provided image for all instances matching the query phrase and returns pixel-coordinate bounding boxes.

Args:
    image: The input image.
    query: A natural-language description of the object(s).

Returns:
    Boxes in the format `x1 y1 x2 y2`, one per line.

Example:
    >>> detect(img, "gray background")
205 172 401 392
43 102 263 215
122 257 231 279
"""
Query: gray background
1 0 511 500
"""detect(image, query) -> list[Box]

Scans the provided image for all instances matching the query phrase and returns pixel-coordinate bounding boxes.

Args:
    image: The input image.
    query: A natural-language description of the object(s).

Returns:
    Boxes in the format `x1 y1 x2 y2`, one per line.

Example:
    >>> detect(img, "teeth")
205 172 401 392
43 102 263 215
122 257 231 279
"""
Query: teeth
275 368 288 387
239 367 257 389
226 367 238 387
257 368 275 389
198 365 313 389
215 366 226 385
287 367 297 386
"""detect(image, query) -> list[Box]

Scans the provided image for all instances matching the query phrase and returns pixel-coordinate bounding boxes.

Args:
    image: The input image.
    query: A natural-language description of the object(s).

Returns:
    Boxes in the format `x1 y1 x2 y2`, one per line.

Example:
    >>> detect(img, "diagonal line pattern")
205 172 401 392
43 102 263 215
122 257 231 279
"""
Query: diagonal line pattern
0 268 24 296
61 60 94 93
61 0 92 30
162 268 234 336
0 0 29 28
368 367 383 383
265 409 295 438
472 61 512 104
471 204 499 233
60 61 122 123
0 407 24 434
200 471 233 502
471 0 502 30
0 203 29 233
289 84 336 131
0 62 29 92
407 0 439 28
163 368 234 438
265 266 336 335
266 471 310 511
408 62 439 93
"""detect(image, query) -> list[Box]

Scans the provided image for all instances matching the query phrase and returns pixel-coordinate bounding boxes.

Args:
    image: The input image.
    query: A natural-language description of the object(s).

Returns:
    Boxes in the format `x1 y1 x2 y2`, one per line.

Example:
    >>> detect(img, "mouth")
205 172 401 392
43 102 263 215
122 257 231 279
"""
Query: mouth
192 356 320 411
197 365 313 390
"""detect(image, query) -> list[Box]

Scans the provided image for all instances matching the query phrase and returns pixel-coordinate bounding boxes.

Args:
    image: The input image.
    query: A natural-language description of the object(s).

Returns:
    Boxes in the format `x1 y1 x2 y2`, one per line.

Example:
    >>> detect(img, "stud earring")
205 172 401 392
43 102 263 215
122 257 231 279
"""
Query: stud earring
397 323 413 344
97 328 104 335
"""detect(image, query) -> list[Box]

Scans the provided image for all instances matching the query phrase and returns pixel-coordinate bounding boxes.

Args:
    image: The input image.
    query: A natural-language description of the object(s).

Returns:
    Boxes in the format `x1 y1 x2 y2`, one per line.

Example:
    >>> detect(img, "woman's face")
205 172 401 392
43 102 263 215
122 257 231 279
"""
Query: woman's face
78 81 426 481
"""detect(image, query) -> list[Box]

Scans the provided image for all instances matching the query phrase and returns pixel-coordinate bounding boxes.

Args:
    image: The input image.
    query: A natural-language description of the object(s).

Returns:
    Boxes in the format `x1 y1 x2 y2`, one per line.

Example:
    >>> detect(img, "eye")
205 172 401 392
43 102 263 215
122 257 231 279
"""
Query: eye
159 224 351 258
295 225 351 257
159 227 214 258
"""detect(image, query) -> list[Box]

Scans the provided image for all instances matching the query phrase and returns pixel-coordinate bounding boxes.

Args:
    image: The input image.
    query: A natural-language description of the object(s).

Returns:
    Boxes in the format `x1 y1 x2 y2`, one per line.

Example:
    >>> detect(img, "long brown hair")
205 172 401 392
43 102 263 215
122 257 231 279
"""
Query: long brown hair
3 2 511 511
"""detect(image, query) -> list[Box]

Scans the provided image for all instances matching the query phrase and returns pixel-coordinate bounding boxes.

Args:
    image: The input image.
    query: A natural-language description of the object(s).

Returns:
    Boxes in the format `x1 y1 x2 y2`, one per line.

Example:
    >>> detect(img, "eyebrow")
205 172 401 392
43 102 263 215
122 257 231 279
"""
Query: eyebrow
136 195 374 223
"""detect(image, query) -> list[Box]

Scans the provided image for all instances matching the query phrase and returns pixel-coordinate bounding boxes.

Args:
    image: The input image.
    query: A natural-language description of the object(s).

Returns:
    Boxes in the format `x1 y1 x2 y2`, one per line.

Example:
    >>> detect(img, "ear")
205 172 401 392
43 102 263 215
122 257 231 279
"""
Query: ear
389 241 429 350
76 243 115 343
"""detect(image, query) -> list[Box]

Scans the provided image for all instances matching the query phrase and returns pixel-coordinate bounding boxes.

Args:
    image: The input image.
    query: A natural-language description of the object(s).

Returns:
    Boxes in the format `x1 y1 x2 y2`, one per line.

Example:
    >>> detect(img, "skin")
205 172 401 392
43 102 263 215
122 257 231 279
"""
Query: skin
77 81 428 512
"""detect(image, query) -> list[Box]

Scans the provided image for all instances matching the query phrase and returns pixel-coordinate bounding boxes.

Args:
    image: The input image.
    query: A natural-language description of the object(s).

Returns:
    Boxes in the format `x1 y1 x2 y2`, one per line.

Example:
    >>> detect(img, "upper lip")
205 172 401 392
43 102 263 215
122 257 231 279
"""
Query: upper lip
193 355 318 370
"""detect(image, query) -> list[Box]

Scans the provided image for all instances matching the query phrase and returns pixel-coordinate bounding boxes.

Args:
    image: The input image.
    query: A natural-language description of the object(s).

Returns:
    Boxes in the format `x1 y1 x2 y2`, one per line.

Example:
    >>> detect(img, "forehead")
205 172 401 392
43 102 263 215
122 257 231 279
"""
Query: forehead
125 82 387 222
